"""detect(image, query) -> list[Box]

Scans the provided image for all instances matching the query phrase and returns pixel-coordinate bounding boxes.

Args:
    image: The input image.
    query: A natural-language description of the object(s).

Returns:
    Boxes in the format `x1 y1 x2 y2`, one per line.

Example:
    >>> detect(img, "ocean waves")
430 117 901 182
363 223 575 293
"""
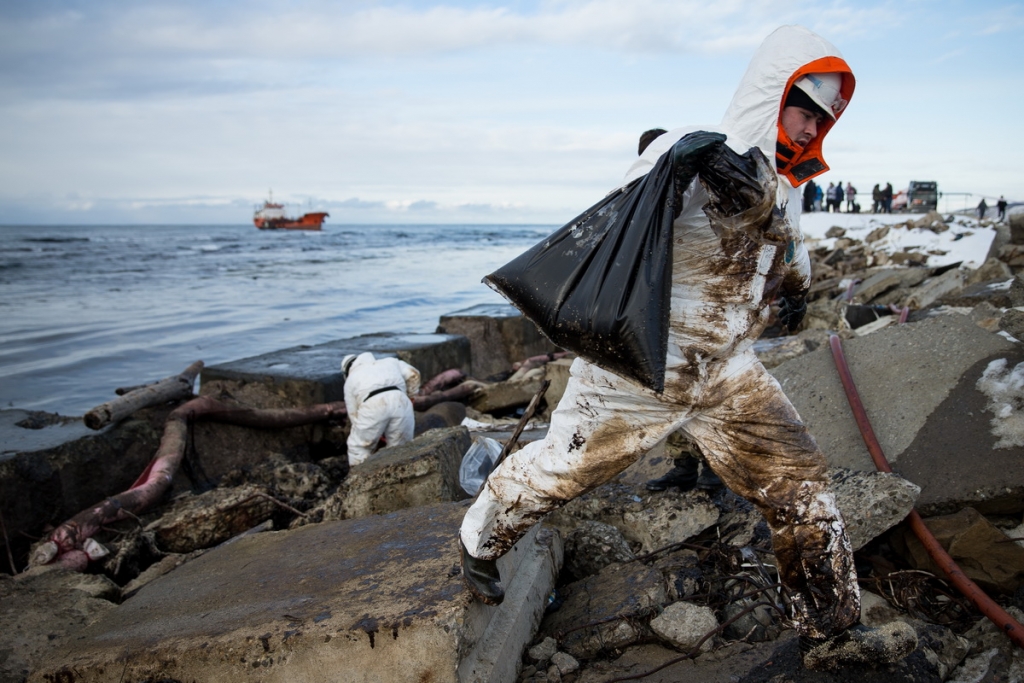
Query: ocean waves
0 223 554 414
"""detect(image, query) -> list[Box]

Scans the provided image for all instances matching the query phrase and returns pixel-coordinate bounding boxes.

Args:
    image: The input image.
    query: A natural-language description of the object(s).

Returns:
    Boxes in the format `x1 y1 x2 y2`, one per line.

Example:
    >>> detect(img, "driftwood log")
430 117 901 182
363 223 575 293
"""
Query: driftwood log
35 395 347 570
84 360 205 430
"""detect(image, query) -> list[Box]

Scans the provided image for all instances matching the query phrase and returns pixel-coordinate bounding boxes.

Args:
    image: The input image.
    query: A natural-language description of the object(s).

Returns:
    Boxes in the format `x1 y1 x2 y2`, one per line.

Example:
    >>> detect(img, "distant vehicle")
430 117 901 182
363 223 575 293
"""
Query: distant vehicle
891 190 907 212
905 181 939 212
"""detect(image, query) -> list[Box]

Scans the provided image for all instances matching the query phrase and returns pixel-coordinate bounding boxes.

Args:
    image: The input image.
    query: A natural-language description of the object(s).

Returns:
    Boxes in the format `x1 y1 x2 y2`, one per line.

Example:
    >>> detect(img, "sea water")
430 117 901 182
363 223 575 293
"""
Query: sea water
0 223 554 415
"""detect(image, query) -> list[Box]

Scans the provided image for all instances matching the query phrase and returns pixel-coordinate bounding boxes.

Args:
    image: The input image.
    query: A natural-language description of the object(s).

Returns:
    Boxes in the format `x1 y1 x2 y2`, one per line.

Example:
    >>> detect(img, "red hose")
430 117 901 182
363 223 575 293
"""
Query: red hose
828 333 1024 649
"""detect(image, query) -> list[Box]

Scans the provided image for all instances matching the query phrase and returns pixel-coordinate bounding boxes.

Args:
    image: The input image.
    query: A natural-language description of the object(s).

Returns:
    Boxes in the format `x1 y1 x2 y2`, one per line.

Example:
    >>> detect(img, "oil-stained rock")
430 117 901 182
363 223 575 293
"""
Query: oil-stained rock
222 457 333 506
547 481 719 554
828 468 920 551
947 606 1024 682
0 568 118 683
943 276 1014 308
539 561 668 660
563 520 635 581
470 377 546 414
650 601 719 652
303 426 471 523
890 507 1024 595
852 268 929 304
1000 308 1024 341
905 619 970 681
905 268 964 310
145 484 277 554
29 502 559 683
965 259 1013 287
771 314 1024 516
0 405 169 572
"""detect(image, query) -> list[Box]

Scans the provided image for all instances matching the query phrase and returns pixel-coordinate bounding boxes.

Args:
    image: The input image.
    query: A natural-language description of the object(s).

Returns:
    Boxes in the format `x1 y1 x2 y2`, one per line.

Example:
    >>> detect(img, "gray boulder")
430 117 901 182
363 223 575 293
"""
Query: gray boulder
829 467 920 551
548 481 719 554
540 561 668 660
304 426 471 523
563 520 635 581
650 601 719 653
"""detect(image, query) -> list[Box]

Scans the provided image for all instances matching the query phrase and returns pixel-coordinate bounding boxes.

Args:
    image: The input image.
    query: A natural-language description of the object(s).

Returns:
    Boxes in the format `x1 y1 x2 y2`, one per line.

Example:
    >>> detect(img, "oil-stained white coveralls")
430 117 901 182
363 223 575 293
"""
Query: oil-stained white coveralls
461 25 860 639
343 353 421 465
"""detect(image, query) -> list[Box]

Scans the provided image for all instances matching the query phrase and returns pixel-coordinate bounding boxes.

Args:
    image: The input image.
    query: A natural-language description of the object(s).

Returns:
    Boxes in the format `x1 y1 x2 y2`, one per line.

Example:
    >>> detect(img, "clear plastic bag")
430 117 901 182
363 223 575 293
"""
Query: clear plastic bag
459 436 504 496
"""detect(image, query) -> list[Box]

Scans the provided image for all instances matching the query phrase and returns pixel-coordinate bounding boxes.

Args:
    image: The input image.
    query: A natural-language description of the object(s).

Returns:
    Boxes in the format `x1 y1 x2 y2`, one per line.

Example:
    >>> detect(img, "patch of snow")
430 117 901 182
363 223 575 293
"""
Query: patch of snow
976 358 1024 448
799 211 996 269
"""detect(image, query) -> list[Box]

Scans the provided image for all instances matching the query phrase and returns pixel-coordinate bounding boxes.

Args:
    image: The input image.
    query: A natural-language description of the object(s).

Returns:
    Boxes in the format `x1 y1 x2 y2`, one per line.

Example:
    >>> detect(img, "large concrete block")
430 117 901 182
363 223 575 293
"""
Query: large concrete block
194 333 472 479
0 408 167 571
437 304 558 379
201 332 472 404
1 569 119 682
470 377 545 414
315 426 472 521
30 502 562 683
771 314 1024 515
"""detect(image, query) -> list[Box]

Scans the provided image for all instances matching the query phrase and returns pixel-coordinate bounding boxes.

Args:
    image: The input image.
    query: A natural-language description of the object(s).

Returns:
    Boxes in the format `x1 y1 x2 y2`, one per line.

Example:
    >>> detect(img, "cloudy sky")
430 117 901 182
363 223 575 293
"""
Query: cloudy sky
0 0 1020 225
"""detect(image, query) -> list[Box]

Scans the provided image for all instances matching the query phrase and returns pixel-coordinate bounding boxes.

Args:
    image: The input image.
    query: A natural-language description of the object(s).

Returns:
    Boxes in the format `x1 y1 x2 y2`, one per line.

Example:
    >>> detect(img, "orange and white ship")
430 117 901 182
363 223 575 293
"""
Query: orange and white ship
253 192 328 230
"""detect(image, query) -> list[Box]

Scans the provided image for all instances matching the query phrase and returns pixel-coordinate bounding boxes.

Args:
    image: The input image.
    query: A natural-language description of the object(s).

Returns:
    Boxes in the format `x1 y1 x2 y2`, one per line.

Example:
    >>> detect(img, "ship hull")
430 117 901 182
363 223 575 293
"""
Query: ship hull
253 212 329 231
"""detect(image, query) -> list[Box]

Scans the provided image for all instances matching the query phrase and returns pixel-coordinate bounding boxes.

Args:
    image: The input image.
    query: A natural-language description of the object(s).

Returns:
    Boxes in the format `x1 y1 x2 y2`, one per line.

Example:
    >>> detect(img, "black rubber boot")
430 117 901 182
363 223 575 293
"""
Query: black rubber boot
646 457 699 491
696 465 724 490
801 623 917 670
460 541 504 606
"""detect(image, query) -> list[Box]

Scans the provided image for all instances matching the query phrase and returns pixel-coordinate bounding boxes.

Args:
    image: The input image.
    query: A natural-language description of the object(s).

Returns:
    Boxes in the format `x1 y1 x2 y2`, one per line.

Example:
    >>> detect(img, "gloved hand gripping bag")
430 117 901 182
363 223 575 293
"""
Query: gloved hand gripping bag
699 141 786 246
484 131 727 393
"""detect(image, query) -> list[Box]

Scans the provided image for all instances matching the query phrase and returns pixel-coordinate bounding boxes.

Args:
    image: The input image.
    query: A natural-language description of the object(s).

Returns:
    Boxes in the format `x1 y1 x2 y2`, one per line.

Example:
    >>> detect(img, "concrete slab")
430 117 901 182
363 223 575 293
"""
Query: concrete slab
437 304 558 379
0 410 91 460
0 569 119 683
0 407 168 572
771 314 1024 515
201 332 472 406
310 426 472 522
31 502 562 683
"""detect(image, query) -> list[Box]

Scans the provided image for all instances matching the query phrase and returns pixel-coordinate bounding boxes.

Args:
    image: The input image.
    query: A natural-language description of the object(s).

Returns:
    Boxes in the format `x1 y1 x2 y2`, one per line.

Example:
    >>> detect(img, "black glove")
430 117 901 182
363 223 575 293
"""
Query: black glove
777 295 807 332
669 131 727 219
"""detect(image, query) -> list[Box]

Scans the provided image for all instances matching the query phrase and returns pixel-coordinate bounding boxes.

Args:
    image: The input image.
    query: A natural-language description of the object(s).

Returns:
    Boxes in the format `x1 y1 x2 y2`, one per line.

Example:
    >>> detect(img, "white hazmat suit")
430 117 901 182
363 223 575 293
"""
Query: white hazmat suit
342 353 421 465
461 25 860 640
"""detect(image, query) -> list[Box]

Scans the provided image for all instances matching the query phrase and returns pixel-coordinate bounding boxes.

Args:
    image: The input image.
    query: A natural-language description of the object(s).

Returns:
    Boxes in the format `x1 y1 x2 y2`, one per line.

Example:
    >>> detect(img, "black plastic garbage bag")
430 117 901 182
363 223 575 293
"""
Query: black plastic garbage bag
484 131 727 392
698 136 787 247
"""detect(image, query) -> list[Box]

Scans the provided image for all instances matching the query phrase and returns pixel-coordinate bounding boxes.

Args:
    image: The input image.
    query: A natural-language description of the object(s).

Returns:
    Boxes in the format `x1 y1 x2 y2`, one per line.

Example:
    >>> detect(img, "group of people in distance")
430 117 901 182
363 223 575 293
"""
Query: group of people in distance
801 179 894 214
979 196 1009 222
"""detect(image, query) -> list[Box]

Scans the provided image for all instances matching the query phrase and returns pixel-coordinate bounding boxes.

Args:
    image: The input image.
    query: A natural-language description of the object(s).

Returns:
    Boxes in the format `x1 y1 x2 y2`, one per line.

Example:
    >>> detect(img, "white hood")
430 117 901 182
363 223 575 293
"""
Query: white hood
721 25 849 159
623 25 853 189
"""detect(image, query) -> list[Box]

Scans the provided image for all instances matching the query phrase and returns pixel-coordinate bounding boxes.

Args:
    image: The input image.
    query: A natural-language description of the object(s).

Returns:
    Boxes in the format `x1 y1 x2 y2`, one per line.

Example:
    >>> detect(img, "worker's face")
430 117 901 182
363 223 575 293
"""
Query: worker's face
780 106 826 147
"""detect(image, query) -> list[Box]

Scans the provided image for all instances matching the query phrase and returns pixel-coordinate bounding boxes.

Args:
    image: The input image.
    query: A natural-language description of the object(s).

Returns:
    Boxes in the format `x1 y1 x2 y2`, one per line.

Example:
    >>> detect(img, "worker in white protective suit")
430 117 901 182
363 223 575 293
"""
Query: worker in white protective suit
341 353 421 465
459 25 918 670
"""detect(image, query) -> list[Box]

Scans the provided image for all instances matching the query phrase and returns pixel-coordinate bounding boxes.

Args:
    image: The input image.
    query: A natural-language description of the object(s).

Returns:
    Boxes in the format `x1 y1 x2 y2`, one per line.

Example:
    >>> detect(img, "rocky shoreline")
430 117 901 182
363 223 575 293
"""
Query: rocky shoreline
4 211 1024 682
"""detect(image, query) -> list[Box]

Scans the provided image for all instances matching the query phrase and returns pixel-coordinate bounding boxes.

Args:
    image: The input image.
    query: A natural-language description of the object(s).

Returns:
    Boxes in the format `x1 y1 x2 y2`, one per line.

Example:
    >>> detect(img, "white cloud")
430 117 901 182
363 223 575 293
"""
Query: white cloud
0 0 1021 224
0 1 892 64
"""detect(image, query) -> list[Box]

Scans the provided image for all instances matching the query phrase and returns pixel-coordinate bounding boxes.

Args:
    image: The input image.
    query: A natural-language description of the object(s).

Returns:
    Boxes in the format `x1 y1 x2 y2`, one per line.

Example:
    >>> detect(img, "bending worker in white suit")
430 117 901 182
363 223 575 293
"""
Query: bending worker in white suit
341 352 421 465
459 25 918 671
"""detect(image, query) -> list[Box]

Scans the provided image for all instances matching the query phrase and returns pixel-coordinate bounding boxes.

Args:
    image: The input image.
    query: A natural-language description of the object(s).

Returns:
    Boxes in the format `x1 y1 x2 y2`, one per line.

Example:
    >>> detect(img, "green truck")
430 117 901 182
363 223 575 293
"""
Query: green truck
906 181 939 212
